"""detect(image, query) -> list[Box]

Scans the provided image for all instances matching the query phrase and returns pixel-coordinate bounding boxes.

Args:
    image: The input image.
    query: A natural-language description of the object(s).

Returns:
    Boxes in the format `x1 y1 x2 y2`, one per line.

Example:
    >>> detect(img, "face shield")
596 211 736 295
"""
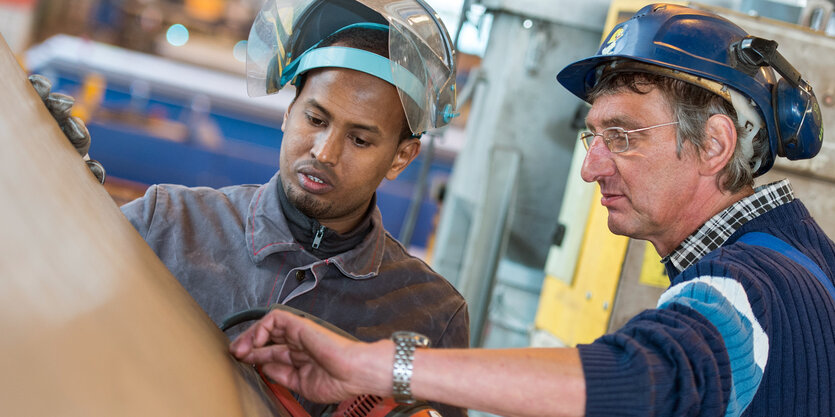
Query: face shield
246 0 457 134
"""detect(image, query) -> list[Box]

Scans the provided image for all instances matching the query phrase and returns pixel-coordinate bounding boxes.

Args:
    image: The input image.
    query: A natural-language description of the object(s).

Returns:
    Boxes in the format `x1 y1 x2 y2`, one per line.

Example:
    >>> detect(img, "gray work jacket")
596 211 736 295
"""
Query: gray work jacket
121 172 469 416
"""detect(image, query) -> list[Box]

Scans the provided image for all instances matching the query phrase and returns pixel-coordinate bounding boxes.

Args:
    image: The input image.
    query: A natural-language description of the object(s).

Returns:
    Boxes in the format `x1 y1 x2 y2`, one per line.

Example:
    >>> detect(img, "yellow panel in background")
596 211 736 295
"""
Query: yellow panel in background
535 187 629 345
543 134 596 285
638 240 669 288
533 0 688 348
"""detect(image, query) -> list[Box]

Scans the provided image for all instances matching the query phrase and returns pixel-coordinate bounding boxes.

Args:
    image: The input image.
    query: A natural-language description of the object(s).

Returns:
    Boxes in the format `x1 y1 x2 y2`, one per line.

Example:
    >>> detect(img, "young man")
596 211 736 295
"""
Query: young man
119 0 468 415
230 4 835 416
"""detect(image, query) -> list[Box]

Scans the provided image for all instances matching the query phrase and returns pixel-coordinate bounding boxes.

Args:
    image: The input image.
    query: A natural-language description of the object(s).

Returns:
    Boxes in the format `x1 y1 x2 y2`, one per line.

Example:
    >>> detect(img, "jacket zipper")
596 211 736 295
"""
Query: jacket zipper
312 225 325 249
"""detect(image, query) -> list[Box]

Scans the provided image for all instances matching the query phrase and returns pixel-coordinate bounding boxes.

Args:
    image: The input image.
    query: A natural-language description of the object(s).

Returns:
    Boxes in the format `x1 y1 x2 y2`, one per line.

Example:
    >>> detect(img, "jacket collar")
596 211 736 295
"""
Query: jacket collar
277 176 374 258
244 172 386 279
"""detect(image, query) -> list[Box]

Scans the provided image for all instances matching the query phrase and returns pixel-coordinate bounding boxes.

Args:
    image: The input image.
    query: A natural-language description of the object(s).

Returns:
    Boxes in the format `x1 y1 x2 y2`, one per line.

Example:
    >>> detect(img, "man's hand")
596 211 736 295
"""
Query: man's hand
29 75 106 184
230 309 392 404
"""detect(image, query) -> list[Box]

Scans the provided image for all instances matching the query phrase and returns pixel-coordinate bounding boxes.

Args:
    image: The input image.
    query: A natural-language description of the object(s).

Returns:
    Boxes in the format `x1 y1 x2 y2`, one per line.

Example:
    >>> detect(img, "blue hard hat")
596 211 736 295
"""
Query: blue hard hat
557 3 823 176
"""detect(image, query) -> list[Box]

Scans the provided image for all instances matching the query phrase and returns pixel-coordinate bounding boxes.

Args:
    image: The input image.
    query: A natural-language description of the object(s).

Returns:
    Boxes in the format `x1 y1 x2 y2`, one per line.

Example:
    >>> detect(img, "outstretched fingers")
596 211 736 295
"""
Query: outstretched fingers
229 309 374 402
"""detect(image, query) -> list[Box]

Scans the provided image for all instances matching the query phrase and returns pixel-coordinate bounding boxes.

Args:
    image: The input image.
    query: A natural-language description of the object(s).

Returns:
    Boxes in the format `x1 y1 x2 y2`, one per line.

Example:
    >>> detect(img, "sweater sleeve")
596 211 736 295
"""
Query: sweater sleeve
580 273 767 417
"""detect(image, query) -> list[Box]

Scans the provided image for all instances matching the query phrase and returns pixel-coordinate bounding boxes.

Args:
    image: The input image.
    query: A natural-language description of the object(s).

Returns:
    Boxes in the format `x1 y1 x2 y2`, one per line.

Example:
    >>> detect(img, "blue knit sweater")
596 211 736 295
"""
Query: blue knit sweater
579 199 835 416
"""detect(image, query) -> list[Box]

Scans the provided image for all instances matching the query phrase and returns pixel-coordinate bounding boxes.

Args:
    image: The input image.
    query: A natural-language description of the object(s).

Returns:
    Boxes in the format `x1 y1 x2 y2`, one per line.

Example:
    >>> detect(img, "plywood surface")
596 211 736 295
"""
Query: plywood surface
0 34 284 417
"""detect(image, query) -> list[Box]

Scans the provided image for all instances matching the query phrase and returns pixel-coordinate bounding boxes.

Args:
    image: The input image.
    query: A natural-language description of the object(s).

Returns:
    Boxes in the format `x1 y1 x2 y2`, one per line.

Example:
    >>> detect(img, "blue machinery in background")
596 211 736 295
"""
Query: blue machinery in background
26 35 453 249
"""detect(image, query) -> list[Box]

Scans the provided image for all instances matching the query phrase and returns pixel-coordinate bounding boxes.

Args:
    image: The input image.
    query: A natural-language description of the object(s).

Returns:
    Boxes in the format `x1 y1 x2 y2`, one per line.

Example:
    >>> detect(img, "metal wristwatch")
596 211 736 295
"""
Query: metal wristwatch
391 331 430 404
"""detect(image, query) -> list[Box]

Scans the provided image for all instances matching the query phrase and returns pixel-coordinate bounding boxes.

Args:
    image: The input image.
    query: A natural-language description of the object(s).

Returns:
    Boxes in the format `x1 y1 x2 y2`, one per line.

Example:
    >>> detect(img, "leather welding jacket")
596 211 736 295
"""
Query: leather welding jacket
121 172 469 417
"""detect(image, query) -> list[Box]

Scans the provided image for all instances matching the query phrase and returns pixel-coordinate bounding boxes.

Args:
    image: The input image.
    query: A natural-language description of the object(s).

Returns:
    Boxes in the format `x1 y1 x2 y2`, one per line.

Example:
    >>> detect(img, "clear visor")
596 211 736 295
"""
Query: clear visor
246 0 457 133
246 0 316 97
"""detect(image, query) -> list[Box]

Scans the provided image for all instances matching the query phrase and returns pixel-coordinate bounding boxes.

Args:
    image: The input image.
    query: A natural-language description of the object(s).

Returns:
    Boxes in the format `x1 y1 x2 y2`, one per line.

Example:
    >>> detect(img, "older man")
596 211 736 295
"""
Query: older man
230 4 835 416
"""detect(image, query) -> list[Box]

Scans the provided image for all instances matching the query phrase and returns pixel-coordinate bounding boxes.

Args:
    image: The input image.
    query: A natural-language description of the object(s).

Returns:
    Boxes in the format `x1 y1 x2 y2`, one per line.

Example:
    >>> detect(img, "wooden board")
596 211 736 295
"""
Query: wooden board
0 34 285 417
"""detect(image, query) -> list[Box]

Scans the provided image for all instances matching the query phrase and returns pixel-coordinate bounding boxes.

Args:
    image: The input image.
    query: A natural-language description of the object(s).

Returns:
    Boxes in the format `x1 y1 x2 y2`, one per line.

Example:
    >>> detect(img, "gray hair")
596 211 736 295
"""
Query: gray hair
587 71 768 193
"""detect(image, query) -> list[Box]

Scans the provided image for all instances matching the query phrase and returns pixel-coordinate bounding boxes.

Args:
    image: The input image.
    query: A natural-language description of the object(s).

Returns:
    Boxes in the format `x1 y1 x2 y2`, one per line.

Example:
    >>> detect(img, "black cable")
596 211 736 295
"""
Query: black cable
220 307 270 331
220 304 357 341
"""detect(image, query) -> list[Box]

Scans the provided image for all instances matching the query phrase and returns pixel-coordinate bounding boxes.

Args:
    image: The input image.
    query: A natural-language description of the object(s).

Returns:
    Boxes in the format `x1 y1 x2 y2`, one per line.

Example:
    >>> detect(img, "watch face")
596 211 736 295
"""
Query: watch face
392 331 431 347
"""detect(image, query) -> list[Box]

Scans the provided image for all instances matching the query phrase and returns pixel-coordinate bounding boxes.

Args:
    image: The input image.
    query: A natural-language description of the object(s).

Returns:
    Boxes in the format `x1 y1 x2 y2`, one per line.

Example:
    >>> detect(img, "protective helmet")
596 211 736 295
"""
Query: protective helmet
557 3 823 176
246 0 458 135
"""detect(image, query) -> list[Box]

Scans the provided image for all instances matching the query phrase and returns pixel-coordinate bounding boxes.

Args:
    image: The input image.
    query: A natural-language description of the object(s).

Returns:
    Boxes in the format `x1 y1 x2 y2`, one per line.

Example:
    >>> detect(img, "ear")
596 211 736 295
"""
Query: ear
699 114 736 177
281 100 296 132
385 138 421 181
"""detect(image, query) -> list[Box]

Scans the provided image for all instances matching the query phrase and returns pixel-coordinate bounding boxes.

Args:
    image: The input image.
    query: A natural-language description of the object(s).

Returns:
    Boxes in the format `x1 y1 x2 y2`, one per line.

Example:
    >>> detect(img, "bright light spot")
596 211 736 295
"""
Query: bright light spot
166 24 189 47
233 40 247 62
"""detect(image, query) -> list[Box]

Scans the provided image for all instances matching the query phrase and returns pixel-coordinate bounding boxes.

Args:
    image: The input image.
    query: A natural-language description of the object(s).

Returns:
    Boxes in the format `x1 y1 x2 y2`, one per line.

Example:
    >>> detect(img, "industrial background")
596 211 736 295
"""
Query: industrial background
2 0 834 415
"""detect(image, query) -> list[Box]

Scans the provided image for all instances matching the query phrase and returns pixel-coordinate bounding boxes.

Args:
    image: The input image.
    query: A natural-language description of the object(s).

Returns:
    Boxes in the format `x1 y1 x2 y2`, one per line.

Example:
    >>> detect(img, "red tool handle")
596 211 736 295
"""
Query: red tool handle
259 369 312 417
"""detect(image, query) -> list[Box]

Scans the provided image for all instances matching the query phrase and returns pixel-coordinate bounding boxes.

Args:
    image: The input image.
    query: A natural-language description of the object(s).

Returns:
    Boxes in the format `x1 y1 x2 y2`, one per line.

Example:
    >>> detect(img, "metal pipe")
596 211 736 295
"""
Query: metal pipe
398 132 437 247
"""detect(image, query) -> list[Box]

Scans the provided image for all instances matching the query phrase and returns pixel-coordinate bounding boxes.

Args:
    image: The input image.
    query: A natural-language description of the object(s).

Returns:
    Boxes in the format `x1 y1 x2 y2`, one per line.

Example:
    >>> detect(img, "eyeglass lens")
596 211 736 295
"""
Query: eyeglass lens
581 128 628 152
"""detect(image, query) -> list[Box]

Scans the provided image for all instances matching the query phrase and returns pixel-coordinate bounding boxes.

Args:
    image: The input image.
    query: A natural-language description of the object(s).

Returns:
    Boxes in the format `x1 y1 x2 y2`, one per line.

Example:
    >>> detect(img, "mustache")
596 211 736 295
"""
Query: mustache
295 158 336 180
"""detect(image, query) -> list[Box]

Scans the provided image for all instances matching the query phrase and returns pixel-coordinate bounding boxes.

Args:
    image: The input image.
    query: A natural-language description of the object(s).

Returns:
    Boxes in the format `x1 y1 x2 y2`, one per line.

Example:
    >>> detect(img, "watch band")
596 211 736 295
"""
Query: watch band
391 331 430 404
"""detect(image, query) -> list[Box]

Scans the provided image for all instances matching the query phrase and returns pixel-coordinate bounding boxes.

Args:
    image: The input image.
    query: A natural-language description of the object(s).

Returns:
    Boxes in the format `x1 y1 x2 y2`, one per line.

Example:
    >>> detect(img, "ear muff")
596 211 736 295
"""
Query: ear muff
735 36 824 161
773 79 823 159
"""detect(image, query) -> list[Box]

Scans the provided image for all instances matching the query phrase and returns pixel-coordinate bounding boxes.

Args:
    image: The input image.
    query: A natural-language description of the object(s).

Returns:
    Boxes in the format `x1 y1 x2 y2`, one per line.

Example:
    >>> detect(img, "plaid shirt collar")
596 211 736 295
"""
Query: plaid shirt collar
662 179 794 273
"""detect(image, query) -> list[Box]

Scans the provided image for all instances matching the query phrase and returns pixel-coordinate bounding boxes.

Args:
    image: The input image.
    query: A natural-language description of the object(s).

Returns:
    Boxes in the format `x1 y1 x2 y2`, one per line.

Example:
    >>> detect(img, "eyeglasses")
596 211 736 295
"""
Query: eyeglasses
580 121 679 153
